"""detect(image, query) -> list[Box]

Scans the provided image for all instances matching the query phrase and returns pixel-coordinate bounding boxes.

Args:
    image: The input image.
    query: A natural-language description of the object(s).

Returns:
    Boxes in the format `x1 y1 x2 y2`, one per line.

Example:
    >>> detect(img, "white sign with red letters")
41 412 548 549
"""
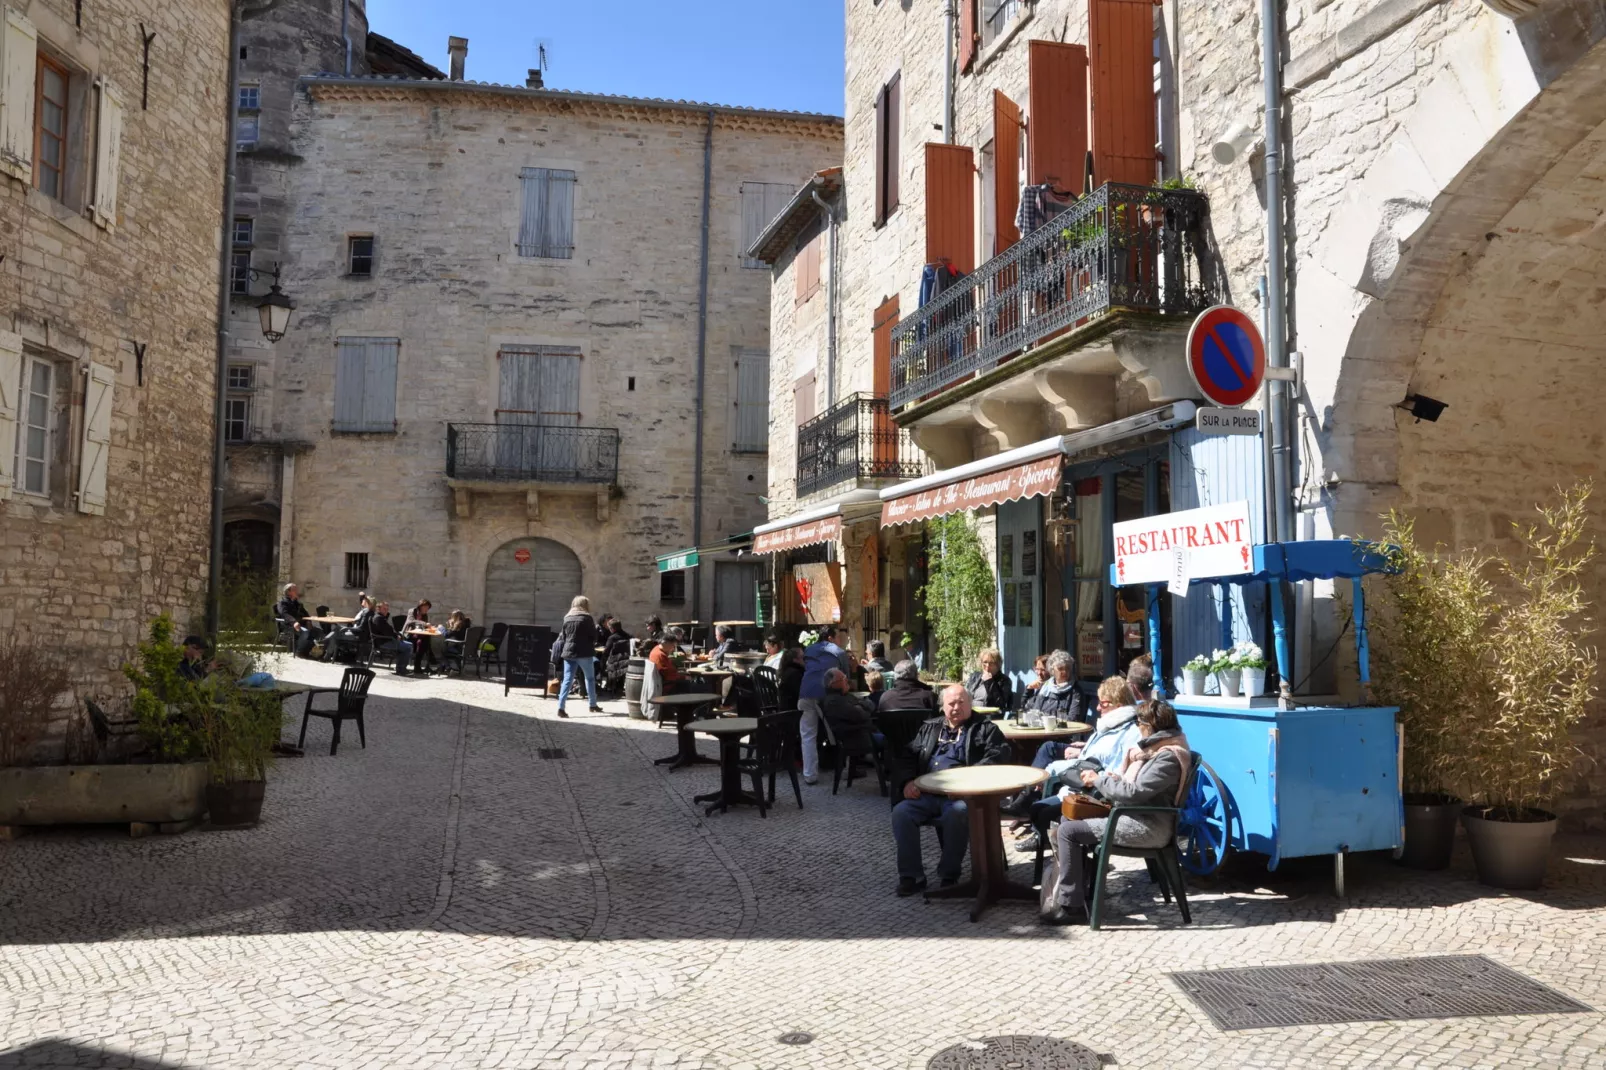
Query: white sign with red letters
1113 501 1254 586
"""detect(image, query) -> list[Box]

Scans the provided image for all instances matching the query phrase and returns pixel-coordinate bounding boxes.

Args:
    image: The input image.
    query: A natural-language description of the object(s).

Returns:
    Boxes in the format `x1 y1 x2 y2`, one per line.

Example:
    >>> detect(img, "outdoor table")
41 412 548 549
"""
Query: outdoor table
243 680 325 756
649 693 722 769
972 706 1000 717
687 717 760 815
306 615 356 625
996 719 1094 764
913 764 1047 922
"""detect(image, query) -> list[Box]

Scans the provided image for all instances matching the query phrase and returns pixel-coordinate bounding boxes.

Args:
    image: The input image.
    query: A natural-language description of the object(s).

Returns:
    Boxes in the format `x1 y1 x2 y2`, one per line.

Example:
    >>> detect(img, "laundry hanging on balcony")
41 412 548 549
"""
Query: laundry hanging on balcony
918 261 965 308
1015 182 1076 238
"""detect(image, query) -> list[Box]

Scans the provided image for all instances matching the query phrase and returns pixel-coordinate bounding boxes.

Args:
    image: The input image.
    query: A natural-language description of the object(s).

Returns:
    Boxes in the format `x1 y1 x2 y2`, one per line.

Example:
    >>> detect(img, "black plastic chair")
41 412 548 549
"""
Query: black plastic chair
818 705 884 796
874 708 935 806
298 667 376 756
750 665 780 709
273 616 296 653
477 622 508 677
1086 752 1199 931
444 625 483 676
736 710 802 817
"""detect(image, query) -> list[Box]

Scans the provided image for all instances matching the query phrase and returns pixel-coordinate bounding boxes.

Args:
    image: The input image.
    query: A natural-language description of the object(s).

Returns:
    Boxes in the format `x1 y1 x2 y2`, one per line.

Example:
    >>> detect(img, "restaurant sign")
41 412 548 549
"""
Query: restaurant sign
753 514 843 555
656 548 698 573
881 456 1063 526
1112 501 1254 586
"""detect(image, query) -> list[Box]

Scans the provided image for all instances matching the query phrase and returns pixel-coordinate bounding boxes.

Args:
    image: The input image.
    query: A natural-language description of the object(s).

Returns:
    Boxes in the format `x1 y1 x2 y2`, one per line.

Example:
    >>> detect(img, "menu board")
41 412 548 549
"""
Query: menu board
503 625 554 695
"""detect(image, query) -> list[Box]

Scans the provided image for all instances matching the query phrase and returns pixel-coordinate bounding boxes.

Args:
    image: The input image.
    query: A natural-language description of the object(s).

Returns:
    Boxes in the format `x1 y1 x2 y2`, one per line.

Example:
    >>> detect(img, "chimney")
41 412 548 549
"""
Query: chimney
526 68 544 89
447 36 468 81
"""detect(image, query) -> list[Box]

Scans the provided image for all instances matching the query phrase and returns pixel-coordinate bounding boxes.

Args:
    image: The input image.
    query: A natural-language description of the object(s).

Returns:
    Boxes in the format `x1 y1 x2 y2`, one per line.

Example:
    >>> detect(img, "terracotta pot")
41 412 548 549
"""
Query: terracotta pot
1400 793 1461 870
1461 805 1557 889
206 780 266 828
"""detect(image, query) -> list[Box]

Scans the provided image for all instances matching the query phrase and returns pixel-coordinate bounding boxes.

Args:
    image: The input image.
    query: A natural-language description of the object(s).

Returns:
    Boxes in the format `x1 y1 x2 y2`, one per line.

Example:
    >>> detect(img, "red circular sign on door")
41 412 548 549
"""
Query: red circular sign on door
513 548 531 564
1186 305 1266 408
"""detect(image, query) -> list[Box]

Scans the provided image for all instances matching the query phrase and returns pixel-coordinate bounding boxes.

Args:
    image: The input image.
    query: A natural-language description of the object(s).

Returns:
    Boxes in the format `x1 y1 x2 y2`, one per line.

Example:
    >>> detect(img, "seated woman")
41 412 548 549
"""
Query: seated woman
1040 699 1190 925
964 648 1013 711
439 610 471 670
1015 654 1050 710
403 600 441 674
1020 649 1082 723
1009 674 1135 836
327 594 374 661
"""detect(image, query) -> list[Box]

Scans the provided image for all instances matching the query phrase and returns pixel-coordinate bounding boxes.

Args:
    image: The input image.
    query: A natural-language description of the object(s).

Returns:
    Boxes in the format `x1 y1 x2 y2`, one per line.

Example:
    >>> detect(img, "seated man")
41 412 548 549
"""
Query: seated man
710 624 746 662
888 685 1010 896
863 639 896 675
368 601 411 674
177 635 215 682
820 667 877 754
648 632 690 695
877 659 938 713
274 583 323 658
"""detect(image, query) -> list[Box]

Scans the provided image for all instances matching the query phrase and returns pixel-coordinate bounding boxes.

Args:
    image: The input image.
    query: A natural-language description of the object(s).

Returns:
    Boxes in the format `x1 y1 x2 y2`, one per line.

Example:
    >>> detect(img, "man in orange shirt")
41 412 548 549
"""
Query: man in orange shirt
649 633 689 693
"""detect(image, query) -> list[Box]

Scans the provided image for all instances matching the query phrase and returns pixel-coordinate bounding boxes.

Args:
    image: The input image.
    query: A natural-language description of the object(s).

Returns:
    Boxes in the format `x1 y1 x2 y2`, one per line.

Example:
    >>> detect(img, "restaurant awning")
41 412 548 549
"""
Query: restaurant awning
655 532 753 572
878 403 1196 526
751 493 881 554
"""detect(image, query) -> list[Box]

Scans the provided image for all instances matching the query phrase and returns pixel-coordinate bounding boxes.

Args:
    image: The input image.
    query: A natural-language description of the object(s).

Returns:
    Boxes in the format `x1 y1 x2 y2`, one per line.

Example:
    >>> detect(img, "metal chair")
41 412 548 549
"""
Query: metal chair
874 707 935 807
444 625 483 676
298 667 376 756
273 616 296 653
477 622 508 677
821 704 884 796
736 710 802 817
1086 752 1198 931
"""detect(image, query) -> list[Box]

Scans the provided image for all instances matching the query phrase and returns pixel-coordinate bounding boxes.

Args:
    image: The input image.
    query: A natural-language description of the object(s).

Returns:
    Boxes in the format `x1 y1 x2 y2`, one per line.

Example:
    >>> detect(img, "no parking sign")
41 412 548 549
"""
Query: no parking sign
1186 305 1265 408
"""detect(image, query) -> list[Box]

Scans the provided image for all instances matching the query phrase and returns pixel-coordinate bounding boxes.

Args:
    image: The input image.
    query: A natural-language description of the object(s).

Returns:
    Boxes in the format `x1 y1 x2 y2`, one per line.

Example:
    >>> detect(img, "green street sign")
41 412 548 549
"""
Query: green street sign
657 549 698 572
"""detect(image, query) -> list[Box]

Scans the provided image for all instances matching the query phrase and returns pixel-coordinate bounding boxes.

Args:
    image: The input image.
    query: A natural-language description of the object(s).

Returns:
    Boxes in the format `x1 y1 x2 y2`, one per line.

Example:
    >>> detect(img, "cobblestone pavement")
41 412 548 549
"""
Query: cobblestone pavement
3 658 1604 1069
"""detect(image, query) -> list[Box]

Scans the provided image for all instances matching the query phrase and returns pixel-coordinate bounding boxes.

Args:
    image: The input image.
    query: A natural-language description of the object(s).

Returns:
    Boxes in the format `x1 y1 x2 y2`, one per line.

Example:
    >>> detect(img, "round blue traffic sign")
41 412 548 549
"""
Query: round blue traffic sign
1186 305 1265 408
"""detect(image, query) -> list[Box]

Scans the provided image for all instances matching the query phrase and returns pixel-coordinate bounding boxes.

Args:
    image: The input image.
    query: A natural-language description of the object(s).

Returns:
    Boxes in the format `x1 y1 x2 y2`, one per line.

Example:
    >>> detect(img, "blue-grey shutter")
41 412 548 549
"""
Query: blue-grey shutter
517 169 545 257
741 182 797 268
733 348 769 451
542 170 575 259
334 339 366 430
363 339 398 429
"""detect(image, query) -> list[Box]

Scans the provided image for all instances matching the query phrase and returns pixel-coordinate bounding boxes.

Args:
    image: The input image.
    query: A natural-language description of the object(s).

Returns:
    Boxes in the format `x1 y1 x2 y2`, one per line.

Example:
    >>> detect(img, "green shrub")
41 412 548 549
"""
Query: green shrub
919 514 996 681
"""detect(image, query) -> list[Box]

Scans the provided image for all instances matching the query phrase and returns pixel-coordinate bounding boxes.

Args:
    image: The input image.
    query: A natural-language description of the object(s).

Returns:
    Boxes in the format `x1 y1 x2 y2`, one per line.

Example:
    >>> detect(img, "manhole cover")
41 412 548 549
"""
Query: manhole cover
927 1035 1101 1070
1170 955 1592 1031
777 1032 813 1045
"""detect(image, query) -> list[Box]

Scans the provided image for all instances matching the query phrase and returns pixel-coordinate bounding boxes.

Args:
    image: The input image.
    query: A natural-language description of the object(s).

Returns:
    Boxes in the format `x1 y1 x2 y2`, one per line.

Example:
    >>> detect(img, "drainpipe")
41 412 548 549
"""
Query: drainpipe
943 0 955 143
690 109 715 622
207 2 245 639
811 185 838 406
1261 0 1294 545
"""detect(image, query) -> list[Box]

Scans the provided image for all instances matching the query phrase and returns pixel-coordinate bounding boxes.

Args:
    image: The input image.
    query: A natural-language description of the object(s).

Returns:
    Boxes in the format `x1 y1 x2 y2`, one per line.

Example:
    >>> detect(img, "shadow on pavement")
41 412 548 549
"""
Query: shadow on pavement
0 1040 192 1069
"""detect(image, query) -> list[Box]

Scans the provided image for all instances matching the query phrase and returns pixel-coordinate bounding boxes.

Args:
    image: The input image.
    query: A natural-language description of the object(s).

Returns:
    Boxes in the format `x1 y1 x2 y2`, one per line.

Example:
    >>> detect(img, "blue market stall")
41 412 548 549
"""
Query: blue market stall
1111 539 1401 895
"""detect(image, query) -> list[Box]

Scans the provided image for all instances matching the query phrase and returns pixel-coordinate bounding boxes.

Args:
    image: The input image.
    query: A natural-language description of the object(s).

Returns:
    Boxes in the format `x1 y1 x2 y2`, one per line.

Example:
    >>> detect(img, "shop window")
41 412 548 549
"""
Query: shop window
659 569 686 604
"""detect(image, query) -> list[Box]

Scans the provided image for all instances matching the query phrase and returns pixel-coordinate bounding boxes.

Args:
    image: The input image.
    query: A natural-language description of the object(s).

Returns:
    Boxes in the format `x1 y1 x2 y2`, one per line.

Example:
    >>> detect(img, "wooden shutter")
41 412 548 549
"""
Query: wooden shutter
77 362 114 515
0 330 21 500
793 371 815 427
1090 0 1158 187
0 8 36 182
733 348 769 451
958 0 978 73
885 75 900 217
1028 40 1089 194
876 74 901 226
924 142 974 274
541 169 576 258
335 337 398 431
871 296 900 468
90 78 124 230
993 91 1022 253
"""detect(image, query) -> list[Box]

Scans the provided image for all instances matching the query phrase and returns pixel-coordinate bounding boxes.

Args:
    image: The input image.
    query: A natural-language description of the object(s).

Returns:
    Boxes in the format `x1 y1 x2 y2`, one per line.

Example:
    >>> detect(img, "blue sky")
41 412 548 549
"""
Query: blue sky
369 1 846 116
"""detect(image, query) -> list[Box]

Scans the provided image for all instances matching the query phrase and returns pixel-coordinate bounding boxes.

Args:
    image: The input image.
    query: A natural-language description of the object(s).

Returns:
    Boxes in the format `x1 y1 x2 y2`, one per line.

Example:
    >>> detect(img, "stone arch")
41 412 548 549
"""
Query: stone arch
482 536 583 629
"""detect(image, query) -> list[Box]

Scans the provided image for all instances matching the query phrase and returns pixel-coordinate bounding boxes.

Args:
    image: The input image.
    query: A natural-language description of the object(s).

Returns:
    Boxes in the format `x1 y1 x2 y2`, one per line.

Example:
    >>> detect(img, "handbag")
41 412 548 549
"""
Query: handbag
1061 793 1112 820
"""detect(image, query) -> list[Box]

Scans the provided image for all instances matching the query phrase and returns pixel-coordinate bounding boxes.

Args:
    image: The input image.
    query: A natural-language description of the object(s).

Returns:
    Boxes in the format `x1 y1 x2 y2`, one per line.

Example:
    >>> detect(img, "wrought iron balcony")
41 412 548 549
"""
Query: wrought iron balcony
446 422 620 484
889 182 1220 409
797 393 926 497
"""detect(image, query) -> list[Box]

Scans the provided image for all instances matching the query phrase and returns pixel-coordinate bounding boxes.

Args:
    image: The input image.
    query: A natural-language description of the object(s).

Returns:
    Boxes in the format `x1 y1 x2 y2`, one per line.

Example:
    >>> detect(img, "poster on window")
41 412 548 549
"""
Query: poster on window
793 562 843 625
999 534 1014 579
1019 584 1033 628
1021 530 1037 577
1002 582 1018 627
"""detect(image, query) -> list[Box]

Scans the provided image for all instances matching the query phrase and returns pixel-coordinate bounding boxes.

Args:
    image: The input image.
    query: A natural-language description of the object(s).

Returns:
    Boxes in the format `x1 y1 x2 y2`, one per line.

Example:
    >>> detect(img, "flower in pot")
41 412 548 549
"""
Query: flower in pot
1180 654 1210 696
1455 485 1597 890
1209 648 1239 697
1231 641 1268 697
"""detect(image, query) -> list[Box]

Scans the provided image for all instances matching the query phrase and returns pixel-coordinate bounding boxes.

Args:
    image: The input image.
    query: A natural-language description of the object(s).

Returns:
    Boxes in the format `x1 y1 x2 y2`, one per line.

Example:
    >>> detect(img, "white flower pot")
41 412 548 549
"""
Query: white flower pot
1219 669 1242 697
1241 667 1266 696
1181 669 1207 696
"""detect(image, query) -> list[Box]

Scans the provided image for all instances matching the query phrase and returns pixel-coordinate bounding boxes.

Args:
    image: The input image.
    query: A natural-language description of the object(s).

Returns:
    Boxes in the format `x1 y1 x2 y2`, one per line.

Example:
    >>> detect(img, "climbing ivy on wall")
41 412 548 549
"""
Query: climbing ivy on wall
919 513 997 681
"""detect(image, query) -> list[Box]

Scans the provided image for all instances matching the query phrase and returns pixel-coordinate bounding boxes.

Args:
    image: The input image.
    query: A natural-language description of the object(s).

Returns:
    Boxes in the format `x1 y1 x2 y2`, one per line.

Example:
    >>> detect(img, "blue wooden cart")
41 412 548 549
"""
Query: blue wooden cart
1111 540 1401 895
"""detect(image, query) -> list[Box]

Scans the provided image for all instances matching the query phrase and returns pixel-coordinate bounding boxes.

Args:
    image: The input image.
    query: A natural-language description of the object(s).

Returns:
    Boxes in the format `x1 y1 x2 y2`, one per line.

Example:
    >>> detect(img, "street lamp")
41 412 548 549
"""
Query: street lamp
243 262 295 343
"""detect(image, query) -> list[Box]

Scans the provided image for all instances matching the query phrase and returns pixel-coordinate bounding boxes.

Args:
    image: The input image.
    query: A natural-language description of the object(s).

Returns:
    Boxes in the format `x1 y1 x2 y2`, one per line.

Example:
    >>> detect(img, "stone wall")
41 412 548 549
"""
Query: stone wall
0 0 230 726
268 81 840 627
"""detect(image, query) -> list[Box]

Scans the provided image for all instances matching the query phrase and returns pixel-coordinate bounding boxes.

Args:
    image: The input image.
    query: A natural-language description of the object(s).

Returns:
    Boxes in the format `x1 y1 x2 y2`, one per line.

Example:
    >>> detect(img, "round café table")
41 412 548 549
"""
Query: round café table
649 693 722 769
687 717 760 815
996 719 1094 764
912 764 1048 922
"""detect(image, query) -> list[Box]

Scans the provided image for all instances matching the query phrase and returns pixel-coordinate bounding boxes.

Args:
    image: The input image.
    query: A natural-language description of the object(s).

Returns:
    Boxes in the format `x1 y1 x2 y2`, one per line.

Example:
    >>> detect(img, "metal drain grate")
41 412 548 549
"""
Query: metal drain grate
536 748 568 760
1171 955 1591 1031
926 1036 1102 1070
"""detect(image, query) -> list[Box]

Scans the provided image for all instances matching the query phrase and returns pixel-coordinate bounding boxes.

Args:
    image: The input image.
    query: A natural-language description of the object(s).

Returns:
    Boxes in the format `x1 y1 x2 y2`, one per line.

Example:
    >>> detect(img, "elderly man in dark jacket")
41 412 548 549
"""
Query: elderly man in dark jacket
889 685 1011 896
877 660 938 713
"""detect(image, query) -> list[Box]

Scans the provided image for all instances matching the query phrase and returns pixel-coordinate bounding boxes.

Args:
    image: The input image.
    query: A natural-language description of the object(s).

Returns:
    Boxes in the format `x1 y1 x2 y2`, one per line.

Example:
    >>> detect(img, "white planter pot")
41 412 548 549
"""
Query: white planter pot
1181 669 1207 696
1241 667 1266 696
1219 669 1242 697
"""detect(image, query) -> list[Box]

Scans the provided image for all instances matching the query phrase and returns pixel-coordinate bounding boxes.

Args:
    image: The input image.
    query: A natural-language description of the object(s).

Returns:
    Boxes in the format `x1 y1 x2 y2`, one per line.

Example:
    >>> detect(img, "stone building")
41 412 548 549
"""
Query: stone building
0 0 230 709
228 48 841 631
754 0 1606 823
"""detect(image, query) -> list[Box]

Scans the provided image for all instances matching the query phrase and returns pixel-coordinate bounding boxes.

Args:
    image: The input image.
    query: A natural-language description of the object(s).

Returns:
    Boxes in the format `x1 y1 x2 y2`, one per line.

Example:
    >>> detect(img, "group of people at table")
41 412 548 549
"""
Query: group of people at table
273 583 474 676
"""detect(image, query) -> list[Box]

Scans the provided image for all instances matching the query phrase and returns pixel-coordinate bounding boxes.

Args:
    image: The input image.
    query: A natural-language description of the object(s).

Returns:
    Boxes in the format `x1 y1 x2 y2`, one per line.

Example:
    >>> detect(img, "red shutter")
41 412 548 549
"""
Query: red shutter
993 91 1022 253
1028 40 1089 194
1090 0 1159 187
959 0 978 74
924 142 974 274
872 295 900 468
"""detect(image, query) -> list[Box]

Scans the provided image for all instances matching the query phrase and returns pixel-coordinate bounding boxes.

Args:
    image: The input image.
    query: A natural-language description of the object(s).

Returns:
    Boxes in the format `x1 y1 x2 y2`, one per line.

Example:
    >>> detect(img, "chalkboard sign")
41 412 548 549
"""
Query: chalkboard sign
503 625 554 695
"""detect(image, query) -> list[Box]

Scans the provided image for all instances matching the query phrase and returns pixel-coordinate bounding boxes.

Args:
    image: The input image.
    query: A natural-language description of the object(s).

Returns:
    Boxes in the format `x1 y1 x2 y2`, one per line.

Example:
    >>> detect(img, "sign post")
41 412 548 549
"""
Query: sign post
1186 306 1265 408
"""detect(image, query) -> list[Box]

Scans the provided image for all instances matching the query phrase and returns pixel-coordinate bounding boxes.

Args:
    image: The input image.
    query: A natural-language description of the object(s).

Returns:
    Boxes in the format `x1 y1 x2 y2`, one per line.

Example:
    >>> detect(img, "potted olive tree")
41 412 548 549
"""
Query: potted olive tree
1369 514 1494 869
1457 485 1596 889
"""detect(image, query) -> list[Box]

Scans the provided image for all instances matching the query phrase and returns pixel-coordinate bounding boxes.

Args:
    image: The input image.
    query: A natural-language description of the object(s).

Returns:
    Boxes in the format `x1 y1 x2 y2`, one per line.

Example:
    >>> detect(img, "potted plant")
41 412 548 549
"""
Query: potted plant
1369 513 1492 869
1180 654 1210 696
1210 648 1239 697
1457 485 1596 889
192 662 282 827
1233 641 1268 697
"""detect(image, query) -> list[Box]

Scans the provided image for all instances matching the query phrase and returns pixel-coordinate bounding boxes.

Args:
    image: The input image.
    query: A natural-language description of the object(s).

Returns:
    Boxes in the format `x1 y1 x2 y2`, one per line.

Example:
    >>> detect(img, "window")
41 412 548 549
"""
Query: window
224 364 253 443
233 217 254 247
237 83 260 111
13 356 55 496
348 235 374 276
740 181 793 268
236 83 259 147
713 561 760 621
659 569 687 604
236 113 258 147
344 552 369 589
873 73 900 226
230 250 252 295
981 0 1023 49
516 167 575 259
793 216 823 305
732 348 769 452
333 337 399 433
33 53 68 199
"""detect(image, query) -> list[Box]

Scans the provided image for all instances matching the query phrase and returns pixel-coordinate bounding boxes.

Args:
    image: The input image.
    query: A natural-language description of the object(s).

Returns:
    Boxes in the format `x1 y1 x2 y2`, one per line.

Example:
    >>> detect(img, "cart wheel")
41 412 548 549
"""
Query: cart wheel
1177 758 1232 876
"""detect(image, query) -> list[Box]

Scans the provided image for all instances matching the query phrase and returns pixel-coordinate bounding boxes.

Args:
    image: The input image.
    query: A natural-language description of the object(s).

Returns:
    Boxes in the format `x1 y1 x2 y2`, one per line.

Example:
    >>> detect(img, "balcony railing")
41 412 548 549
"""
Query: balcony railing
446 422 620 484
890 182 1220 409
797 393 926 497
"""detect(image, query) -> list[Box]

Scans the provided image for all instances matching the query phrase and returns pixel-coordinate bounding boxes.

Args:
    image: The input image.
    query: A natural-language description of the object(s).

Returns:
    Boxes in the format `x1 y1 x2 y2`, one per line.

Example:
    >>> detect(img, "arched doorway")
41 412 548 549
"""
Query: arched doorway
484 538 582 628
223 518 276 573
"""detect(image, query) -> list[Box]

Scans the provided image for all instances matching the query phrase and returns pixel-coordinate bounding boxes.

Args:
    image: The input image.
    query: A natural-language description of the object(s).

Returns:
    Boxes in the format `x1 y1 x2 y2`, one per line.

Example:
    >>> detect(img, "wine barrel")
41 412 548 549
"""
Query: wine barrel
624 658 647 719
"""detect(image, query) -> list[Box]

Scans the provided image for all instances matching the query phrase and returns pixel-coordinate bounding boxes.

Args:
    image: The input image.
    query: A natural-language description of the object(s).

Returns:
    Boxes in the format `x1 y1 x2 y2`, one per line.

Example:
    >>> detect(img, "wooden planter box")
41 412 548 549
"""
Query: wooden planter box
0 762 210 836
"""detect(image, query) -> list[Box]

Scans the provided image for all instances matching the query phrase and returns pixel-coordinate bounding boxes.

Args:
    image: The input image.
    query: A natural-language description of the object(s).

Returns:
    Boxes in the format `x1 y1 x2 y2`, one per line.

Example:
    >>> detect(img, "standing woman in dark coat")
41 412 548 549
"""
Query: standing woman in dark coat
556 595 601 718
